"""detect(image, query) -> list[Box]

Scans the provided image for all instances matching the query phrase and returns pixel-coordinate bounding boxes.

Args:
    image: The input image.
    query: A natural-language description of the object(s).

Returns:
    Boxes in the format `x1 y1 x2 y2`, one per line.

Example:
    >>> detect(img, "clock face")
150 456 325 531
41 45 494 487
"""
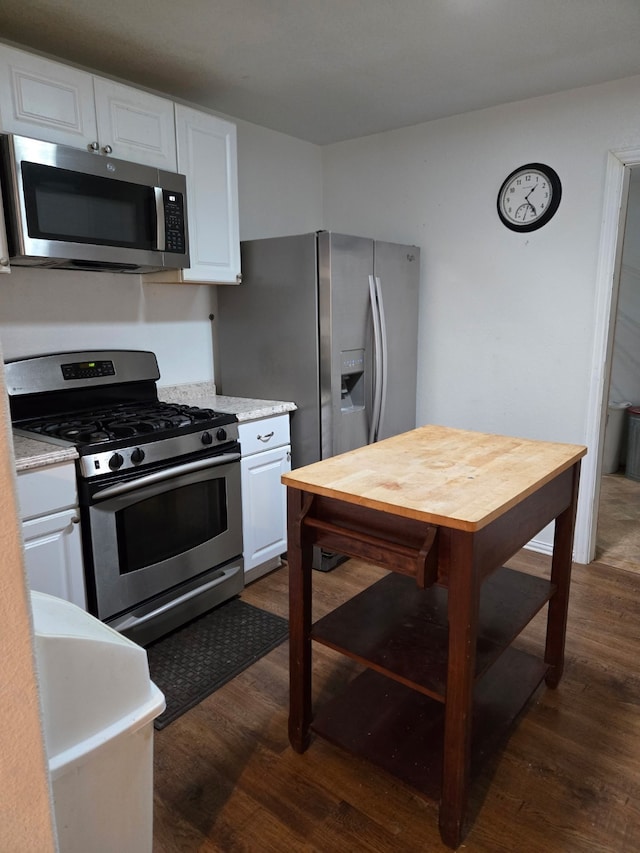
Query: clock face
497 163 562 232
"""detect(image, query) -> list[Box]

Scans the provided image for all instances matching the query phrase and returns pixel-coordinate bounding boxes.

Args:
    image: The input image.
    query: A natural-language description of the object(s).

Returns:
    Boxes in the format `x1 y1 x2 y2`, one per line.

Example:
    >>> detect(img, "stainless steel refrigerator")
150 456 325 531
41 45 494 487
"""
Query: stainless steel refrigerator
216 231 420 470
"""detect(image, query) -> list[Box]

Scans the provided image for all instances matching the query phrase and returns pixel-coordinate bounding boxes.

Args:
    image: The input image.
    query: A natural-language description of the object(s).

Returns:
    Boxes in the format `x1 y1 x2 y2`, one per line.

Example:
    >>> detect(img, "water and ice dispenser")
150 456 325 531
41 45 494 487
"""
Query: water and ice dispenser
340 349 365 413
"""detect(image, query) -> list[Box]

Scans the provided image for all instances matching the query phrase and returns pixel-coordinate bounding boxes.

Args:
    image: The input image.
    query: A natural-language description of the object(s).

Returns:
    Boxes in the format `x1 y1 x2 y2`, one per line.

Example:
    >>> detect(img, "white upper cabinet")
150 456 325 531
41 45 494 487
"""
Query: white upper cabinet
174 104 241 284
0 44 177 170
92 78 176 170
0 44 240 283
0 44 97 147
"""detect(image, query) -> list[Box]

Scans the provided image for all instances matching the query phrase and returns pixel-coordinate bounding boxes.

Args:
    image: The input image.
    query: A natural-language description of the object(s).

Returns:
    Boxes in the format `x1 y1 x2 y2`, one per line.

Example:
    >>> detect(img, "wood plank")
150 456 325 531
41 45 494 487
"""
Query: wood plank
282 424 586 530
311 567 554 700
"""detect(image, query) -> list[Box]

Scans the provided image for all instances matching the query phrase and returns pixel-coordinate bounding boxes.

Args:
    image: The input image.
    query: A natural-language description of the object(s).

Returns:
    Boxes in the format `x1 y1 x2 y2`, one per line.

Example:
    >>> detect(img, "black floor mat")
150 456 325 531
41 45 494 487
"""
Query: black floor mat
146 598 288 729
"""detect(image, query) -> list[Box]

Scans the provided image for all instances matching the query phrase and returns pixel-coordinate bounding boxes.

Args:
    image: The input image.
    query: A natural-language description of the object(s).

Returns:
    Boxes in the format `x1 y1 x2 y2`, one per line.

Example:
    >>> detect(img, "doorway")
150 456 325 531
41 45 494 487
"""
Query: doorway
595 168 640 572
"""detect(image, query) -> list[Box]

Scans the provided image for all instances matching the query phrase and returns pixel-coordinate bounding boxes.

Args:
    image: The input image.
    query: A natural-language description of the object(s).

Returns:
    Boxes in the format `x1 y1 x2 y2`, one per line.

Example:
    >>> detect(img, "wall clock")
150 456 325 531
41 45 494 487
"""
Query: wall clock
497 163 562 232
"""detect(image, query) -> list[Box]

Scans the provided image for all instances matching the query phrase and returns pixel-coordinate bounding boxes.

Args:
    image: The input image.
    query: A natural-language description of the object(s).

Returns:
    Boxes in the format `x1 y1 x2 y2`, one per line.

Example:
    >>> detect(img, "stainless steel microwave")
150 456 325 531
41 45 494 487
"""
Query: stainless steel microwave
0 134 189 273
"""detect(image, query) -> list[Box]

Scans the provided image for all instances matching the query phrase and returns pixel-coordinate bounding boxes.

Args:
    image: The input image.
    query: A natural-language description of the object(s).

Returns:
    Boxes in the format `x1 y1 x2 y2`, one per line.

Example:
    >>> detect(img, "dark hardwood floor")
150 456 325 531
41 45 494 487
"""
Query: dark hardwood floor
152 551 640 852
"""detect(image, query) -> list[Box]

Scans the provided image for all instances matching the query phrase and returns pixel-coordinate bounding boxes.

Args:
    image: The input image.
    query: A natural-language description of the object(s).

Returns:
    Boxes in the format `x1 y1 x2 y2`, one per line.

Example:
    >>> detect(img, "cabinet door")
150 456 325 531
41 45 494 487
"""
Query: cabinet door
175 104 241 283
0 44 97 148
93 77 177 170
241 445 291 574
22 508 86 610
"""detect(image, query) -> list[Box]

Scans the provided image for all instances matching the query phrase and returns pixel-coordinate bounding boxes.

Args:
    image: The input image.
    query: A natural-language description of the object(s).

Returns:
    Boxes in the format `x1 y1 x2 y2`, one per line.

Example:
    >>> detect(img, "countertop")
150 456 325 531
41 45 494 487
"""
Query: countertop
13 434 79 473
158 382 297 422
283 424 587 531
13 383 296 473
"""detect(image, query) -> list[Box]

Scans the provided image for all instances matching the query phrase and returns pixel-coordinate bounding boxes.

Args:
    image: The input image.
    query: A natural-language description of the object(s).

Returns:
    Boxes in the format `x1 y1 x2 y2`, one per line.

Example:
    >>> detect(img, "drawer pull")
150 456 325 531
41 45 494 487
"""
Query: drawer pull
257 431 275 442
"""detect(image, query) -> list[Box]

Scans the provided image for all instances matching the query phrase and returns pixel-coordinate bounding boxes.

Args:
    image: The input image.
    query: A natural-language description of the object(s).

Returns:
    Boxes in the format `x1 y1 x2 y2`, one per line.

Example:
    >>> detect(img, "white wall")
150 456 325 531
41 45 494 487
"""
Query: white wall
322 74 640 550
0 270 217 386
0 119 323 385
236 118 323 240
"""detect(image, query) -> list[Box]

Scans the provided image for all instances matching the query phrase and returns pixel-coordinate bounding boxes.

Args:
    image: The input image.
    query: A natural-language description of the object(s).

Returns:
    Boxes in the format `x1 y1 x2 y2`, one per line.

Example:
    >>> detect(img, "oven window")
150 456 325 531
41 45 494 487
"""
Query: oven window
116 478 228 574
22 162 156 249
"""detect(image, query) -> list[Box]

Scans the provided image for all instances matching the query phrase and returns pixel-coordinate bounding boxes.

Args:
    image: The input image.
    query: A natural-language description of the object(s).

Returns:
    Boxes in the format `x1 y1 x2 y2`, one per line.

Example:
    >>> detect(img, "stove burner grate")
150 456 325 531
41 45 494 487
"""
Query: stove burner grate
17 401 232 447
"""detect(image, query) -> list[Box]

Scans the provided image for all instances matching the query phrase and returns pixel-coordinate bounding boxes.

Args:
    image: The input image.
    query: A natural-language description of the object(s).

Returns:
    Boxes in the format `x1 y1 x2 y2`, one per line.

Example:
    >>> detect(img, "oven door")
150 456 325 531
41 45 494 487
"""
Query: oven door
84 451 243 639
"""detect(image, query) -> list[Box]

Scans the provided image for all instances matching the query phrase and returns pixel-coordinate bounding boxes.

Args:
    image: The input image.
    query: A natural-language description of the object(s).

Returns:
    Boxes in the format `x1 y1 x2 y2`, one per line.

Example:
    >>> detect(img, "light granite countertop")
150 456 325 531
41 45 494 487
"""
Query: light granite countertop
13 433 78 473
13 384 296 472
158 382 297 422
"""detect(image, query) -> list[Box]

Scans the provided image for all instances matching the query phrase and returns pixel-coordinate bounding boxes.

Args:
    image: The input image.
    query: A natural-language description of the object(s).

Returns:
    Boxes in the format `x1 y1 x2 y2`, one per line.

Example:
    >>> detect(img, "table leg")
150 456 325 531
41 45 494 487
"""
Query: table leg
439 530 480 849
288 488 313 752
545 460 581 688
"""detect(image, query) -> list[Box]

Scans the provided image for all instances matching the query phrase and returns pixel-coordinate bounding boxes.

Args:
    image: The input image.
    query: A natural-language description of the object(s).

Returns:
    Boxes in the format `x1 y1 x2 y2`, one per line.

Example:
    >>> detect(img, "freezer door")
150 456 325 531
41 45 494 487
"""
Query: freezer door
373 240 420 440
216 234 321 468
318 232 374 459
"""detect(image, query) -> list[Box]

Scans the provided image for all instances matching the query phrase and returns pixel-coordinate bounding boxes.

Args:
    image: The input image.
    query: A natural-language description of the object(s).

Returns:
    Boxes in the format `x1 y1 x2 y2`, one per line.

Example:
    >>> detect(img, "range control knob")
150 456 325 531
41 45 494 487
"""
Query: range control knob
109 452 124 470
201 431 213 445
216 428 228 442
131 447 146 465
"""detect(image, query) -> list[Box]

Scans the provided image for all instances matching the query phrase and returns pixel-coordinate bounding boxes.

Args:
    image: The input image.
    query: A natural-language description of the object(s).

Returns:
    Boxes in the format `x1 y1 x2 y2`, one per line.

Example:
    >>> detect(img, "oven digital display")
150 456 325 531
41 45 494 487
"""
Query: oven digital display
61 360 116 380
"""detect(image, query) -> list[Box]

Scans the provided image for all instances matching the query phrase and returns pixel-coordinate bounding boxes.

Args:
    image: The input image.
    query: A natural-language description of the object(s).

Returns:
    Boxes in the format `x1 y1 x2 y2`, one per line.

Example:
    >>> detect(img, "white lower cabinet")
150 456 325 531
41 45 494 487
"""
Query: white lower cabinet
238 415 291 583
17 462 86 609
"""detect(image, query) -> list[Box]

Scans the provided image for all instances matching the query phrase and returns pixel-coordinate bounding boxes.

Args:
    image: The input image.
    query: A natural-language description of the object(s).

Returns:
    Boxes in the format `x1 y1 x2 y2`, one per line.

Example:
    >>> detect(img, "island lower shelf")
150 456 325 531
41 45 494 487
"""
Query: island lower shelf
311 646 549 802
311 566 555 702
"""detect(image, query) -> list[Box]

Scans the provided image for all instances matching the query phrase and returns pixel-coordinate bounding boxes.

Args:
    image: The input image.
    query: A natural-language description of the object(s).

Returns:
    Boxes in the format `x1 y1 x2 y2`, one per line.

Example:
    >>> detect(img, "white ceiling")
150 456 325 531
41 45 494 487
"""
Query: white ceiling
3 0 640 145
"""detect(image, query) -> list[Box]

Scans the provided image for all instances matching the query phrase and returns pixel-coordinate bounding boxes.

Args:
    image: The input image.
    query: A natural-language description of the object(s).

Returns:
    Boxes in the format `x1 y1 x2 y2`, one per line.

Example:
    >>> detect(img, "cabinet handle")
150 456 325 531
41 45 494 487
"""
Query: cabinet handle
71 516 80 524
0 257 9 267
102 144 113 155
88 141 99 151
257 431 275 443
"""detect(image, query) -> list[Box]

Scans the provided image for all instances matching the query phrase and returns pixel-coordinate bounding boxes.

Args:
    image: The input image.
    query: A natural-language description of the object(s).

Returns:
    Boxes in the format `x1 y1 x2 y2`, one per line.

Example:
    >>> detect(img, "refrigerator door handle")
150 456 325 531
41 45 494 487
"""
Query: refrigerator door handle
369 274 383 443
374 275 388 441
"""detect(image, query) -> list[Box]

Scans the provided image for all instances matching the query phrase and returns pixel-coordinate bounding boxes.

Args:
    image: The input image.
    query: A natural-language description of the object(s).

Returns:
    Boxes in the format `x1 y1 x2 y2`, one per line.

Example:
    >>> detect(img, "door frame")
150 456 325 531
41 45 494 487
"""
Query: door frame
576 146 640 563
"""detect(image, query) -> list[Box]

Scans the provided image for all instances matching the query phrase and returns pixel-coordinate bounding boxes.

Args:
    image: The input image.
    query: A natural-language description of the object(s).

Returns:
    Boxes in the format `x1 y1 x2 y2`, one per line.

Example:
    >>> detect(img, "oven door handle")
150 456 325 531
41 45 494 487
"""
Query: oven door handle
91 452 241 501
110 565 242 634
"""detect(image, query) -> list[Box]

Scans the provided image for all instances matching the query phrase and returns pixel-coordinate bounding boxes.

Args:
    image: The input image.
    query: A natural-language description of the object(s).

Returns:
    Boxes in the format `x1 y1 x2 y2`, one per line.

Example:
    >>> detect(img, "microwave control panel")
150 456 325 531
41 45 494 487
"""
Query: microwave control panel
163 190 186 254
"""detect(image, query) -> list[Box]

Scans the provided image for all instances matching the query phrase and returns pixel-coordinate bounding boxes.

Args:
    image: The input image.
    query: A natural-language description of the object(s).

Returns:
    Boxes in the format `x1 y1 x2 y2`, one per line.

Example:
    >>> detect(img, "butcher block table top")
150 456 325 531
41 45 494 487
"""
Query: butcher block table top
281 424 587 532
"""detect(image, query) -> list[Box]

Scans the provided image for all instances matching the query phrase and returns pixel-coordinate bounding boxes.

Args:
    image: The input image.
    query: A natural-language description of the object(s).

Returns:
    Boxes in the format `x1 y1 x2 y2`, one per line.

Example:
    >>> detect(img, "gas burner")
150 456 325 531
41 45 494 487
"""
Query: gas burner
16 401 235 448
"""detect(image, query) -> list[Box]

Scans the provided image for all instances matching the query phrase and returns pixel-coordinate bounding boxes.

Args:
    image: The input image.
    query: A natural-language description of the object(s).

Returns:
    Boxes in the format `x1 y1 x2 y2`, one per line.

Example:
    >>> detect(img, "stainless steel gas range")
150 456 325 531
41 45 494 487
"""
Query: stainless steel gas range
6 350 244 645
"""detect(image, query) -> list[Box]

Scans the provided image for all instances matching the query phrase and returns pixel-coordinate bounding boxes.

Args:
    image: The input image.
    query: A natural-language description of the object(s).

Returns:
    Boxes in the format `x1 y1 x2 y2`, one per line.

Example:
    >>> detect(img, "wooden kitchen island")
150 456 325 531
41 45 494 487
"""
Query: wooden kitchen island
283 425 586 849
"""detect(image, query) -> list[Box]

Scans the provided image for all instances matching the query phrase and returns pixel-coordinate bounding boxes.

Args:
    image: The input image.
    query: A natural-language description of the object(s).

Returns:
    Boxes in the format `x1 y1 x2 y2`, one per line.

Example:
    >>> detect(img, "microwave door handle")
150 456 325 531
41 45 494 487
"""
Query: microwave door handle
154 187 165 251
91 452 241 501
